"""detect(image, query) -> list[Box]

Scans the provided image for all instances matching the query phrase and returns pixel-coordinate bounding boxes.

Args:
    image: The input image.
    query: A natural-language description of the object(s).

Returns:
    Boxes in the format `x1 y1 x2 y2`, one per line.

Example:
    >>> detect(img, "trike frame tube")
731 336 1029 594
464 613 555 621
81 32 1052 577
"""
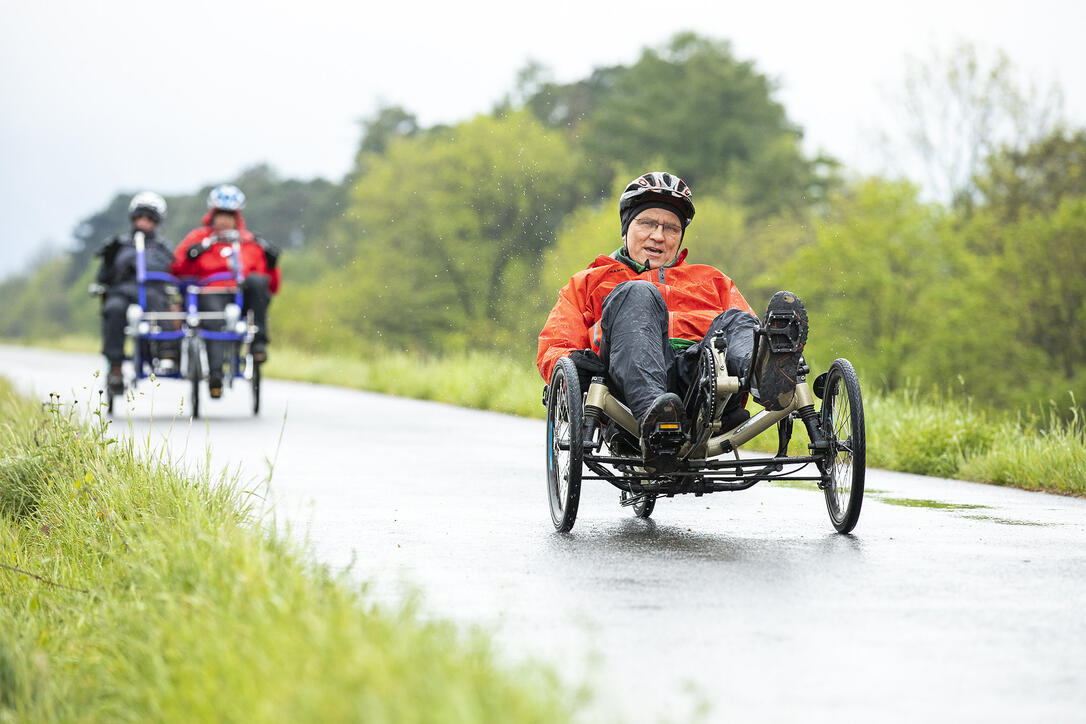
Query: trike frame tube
584 379 818 456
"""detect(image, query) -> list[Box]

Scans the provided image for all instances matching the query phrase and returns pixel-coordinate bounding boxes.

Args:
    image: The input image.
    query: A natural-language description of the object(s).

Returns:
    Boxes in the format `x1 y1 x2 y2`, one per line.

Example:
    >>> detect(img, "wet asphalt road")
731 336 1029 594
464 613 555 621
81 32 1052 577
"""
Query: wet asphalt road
3 345 1086 723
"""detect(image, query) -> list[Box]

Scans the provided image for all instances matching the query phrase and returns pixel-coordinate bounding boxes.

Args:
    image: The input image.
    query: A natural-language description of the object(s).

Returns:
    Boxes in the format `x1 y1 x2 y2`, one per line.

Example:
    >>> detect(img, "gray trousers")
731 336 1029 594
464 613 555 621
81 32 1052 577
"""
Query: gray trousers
101 287 167 364
197 275 272 375
599 280 758 420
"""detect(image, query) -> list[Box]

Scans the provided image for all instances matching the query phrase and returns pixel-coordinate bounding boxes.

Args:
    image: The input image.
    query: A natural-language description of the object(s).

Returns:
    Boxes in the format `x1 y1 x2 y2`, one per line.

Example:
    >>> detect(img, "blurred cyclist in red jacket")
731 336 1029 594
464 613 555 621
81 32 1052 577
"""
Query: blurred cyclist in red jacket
171 184 280 397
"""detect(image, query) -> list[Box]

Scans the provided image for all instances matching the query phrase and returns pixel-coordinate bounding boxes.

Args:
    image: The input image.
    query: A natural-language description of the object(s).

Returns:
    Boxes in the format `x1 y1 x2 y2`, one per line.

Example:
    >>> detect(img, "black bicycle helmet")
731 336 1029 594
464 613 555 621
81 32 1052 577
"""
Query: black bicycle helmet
618 171 695 235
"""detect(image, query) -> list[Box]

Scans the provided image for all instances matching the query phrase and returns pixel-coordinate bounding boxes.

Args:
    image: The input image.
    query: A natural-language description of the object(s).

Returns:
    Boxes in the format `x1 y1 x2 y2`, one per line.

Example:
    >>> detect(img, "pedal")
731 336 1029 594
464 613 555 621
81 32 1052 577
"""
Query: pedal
645 422 686 456
764 309 805 354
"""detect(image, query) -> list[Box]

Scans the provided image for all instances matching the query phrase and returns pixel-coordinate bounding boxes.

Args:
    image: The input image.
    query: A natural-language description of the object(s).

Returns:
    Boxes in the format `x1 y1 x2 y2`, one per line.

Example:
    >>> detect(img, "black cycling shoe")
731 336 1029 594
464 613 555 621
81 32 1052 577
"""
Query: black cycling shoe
251 341 267 364
107 367 124 397
208 374 223 399
639 392 687 459
754 290 808 411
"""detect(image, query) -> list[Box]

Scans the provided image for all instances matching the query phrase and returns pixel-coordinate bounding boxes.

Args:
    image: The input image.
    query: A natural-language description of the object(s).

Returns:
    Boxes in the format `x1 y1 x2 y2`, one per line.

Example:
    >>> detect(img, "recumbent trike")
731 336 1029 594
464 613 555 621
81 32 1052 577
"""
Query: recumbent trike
543 303 865 534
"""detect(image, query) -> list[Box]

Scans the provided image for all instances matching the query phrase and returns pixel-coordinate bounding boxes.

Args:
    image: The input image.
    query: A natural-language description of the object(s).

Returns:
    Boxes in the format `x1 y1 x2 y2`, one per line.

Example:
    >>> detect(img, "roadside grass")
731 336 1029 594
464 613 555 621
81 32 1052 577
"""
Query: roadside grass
865 389 1086 496
5 337 1084 496
957 405 1086 496
264 346 545 419
0 378 575 722
0 334 98 355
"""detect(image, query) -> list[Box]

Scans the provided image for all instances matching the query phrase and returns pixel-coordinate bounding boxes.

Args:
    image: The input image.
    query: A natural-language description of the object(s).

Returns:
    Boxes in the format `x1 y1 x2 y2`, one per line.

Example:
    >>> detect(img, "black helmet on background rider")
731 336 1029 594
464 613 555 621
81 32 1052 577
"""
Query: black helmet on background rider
128 191 167 224
618 171 695 238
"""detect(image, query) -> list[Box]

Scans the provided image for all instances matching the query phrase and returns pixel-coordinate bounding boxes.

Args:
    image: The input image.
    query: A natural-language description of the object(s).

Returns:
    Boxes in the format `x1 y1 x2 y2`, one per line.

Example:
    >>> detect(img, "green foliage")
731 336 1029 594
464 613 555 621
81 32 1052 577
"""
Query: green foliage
0 257 85 339
353 104 420 170
226 164 344 250
975 129 1086 222
999 197 1086 380
521 64 624 132
0 379 574 721
578 33 820 217
286 111 587 354
775 179 950 387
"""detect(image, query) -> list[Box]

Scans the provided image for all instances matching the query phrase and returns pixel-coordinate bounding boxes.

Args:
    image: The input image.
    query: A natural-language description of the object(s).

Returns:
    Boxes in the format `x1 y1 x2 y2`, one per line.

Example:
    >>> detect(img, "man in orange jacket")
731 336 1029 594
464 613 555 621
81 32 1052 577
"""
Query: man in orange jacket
172 184 280 397
537 171 807 457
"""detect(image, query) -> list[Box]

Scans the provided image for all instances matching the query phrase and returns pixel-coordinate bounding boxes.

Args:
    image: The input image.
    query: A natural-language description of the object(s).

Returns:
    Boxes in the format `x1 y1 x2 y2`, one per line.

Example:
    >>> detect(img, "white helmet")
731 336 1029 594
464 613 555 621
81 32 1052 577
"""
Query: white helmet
207 184 246 211
129 191 167 223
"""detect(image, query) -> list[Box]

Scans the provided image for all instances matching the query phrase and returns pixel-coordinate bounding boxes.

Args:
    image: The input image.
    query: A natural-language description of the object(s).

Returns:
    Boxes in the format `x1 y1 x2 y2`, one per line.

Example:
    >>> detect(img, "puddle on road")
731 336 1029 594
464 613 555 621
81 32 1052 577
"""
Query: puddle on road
766 480 819 491
766 481 889 495
961 514 1049 527
764 484 1058 527
876 496 990 511
872 496 1058 527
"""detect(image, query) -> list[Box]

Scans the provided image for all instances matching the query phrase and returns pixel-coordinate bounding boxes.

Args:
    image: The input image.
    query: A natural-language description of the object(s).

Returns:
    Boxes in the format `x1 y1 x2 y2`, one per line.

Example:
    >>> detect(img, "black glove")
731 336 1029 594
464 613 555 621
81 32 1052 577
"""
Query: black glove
187 240 210 260
257 238 281 270
96 236 122 264
569 349 606 390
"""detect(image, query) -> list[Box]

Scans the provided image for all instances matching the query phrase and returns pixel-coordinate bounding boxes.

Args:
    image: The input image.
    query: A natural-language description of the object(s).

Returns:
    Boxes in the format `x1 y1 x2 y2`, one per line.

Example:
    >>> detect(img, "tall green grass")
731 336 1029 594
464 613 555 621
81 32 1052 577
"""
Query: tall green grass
265 347 546 419
0 379 573 722
865 389 1085 495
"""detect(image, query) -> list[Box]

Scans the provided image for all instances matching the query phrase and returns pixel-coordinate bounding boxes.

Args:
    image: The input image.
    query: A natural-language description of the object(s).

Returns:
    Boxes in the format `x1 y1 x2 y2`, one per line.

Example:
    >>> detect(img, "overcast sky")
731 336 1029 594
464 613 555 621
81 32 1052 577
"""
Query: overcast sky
2 0 1084 280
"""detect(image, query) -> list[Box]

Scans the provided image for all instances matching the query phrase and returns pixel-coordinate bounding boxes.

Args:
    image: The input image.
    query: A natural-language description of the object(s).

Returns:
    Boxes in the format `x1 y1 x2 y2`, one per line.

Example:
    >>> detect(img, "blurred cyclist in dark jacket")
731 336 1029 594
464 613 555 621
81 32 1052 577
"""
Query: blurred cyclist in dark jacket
94 191 174 396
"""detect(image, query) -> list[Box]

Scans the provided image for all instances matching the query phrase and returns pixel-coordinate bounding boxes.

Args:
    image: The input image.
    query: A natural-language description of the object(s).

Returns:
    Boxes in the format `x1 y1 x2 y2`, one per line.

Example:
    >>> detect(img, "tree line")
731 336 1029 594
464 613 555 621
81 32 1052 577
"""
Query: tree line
1 33 1083 416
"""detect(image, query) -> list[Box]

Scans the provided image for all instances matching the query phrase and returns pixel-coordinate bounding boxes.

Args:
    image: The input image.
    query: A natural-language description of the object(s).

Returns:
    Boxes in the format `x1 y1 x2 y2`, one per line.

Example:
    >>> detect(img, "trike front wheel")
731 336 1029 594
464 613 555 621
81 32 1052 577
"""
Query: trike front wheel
251 360 261 415
546 357 583 532
819 358 866 533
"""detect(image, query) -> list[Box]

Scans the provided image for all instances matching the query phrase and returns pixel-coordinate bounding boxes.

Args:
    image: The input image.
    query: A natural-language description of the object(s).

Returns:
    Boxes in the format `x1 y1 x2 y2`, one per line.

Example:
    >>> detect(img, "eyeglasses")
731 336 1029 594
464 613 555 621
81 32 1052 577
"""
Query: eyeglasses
632 217 682 238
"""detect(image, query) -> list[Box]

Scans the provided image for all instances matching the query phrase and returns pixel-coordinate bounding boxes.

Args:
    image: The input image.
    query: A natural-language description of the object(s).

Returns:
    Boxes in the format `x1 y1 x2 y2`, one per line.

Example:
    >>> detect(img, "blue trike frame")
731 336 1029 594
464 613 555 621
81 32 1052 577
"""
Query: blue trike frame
110 230 261 417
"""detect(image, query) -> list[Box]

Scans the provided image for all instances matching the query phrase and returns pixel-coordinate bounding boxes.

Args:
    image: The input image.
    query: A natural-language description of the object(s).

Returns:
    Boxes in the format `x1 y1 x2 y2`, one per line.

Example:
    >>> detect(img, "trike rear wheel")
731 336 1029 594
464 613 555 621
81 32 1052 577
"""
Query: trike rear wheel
622 490 656 519
546 357 583 532
820 359 865 533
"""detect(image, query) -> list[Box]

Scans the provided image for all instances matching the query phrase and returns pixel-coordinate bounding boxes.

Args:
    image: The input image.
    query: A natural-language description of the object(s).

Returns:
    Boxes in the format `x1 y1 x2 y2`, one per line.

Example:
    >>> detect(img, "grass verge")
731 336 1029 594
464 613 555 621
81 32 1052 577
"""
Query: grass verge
0 378 574 722
264 346 546 419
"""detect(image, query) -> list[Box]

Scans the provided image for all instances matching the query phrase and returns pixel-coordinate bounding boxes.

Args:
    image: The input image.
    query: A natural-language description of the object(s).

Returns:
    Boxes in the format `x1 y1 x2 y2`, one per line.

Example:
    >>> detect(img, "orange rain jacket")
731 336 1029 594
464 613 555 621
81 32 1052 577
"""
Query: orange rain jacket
536 248 755 382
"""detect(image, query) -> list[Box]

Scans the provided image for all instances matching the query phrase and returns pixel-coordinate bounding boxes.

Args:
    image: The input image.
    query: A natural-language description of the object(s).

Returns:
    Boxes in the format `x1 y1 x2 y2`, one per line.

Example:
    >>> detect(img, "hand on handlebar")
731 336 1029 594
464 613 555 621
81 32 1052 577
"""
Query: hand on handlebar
258 237 281 270
211 229 240 244
187 241 210 260
189 230 242 259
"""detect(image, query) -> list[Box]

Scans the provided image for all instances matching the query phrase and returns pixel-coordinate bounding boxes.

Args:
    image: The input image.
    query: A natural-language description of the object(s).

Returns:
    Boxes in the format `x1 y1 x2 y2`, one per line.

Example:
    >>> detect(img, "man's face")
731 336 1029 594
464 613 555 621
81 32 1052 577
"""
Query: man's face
131 214 156 233
212 211 238 231
624 207 683 269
